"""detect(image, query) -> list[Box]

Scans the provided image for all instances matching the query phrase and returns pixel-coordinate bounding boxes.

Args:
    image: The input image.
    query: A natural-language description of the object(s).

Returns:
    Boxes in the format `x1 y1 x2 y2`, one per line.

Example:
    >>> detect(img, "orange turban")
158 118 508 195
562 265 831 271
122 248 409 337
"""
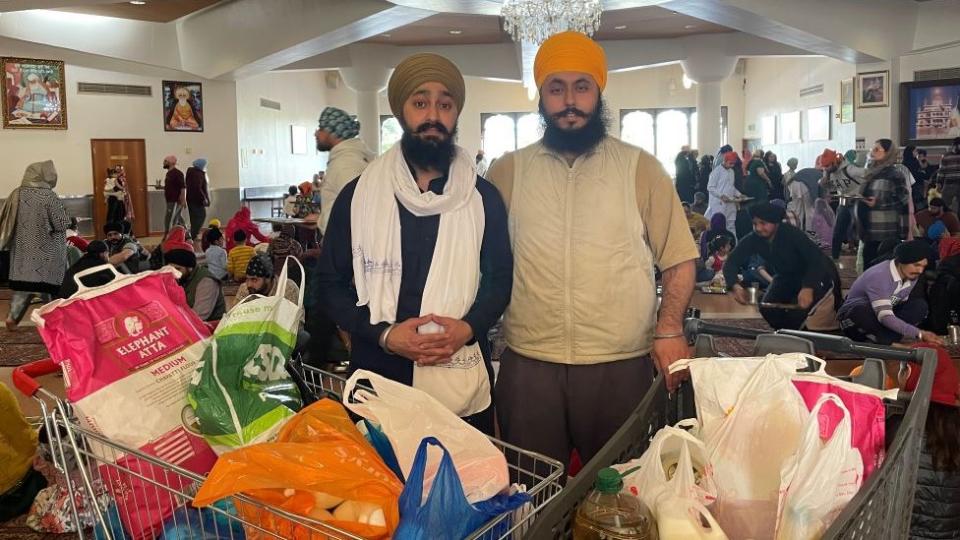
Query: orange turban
818 149 841 169
534 31 608 91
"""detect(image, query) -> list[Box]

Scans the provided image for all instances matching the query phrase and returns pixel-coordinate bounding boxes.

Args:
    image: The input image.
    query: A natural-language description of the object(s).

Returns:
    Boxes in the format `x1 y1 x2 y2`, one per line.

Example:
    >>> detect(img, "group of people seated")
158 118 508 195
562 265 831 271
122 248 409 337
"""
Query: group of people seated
682 135 960 349
59 205 308 323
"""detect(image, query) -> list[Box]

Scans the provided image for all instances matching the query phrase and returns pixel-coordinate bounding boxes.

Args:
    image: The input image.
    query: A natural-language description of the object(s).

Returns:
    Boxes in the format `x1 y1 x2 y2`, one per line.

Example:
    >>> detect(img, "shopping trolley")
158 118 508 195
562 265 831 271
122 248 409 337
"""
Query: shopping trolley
13 359 564 540
525 318 938 540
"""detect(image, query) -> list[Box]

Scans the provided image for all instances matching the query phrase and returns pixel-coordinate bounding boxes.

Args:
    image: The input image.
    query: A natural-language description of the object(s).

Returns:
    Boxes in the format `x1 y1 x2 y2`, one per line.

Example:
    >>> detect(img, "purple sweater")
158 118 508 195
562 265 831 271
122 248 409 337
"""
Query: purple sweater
841 259 920 338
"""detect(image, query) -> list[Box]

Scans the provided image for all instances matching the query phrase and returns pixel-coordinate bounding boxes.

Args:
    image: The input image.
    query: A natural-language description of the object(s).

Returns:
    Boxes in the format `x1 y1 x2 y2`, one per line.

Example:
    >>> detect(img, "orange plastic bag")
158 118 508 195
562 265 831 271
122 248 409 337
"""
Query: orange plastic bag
193 399 403 539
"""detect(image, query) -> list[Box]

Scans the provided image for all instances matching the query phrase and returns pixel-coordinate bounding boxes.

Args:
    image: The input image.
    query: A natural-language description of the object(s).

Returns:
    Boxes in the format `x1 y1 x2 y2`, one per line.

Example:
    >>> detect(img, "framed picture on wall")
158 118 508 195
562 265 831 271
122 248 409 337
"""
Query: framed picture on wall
857 71 889 108
2 57 67 129
840 78 855 123
899 77 960 146
162 80 203 132
779 111 801 143
807 105 832 141
761 115 777 145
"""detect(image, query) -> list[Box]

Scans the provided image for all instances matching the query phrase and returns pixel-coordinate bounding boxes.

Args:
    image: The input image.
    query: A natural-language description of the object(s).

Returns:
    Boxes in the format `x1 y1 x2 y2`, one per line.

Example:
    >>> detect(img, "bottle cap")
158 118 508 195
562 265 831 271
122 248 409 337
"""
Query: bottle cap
595 468 623 494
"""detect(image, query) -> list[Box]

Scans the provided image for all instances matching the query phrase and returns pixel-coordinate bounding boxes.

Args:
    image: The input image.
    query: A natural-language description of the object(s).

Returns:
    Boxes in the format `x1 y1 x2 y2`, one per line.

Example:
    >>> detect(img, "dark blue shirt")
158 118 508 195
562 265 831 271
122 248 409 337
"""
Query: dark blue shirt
314 175 513 386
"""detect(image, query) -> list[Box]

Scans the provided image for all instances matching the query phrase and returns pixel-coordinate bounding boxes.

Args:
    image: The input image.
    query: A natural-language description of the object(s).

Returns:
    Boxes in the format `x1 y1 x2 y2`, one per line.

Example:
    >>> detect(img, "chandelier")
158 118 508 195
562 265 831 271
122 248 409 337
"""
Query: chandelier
500 0 603 44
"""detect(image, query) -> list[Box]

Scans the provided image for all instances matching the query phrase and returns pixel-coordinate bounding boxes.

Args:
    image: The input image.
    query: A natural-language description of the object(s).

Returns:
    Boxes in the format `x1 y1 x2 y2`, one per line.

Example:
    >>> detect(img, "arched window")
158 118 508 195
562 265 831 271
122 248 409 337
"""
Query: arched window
620 110 655 154
482 114 517 161
656 109 690 177
620 106 728 177
516 113 542 149
379 116 402 154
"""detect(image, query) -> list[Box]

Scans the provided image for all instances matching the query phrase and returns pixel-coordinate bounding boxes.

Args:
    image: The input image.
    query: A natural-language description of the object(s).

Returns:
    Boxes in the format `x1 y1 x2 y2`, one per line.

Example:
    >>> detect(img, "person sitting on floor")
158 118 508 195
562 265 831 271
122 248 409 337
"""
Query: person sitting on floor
235 253 301 307
164 234 225 322
204 228 228 281
59 240 111 298
103 221 141 273
723 202 840 330
227 229 256 282
267 224 304 277
224 207 269 250
837 240 943 346
683 202 709 241
916 197 960 238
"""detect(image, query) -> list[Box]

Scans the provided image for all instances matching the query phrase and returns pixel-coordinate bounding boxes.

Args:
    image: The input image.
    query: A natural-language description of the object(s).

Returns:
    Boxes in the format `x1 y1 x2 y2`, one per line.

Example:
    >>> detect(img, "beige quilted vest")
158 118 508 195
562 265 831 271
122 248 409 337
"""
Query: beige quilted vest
502 138 657 364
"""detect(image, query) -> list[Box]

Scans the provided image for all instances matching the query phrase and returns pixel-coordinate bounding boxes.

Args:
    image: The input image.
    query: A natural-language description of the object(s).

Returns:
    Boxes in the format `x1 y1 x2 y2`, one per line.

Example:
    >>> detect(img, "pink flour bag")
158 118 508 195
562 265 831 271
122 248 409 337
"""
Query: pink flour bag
32 264 217 540
791 377 887 481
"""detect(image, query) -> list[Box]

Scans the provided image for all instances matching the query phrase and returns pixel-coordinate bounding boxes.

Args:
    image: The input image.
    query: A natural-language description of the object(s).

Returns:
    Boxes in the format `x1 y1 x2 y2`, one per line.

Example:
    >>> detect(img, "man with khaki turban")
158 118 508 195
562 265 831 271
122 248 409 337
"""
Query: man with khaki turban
487 32 699 465
316 53 512 434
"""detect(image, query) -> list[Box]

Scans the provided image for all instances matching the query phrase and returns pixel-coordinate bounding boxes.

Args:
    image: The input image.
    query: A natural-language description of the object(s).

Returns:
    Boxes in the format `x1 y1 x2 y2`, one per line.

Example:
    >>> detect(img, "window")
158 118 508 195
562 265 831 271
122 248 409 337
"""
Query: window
480 112 541 160
379 115 402 154
620 107 728 177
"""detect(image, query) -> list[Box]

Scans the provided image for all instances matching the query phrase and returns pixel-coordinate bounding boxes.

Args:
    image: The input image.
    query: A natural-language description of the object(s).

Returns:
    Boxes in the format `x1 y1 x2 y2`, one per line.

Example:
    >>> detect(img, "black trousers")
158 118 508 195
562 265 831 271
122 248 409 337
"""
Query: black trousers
832 204 855 259
106 197 125 224
759 273 833 330
188 204 206 239
838 298 928 345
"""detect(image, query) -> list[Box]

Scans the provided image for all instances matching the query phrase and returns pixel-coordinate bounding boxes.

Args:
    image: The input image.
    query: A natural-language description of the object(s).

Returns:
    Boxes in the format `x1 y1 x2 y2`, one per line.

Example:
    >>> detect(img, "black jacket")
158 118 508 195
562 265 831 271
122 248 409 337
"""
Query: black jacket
910 442 960 539
59 256 113 298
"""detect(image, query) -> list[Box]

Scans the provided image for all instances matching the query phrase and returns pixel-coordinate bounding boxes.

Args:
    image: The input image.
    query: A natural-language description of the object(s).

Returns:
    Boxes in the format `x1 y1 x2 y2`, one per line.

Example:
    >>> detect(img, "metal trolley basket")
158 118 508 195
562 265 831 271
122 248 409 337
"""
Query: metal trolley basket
14 360 564 540
525 318 938 540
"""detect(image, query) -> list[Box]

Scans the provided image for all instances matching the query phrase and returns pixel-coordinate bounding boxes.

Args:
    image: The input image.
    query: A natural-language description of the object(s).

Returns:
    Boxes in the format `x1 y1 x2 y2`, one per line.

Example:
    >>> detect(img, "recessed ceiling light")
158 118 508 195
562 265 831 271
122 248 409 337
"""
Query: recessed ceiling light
381 33 391 38
614 25 627 30
129 1 146 4
684 24 696 29
449 29 463 35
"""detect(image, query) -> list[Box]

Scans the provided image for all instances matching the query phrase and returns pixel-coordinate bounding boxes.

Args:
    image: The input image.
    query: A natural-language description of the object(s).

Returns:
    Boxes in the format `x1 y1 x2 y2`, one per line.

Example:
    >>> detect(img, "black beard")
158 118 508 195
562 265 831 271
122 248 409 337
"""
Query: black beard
400 122 458 173
316 141 332 152
539 97 609 155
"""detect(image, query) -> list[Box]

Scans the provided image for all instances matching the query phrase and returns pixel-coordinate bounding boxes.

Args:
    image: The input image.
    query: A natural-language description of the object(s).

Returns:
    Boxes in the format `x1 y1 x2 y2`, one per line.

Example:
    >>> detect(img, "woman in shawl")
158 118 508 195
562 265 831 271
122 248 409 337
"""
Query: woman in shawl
764 151 785 201
785 157 813 231
699 213 737 260
0 161 69 329
224 207 270 250
860 139 911 268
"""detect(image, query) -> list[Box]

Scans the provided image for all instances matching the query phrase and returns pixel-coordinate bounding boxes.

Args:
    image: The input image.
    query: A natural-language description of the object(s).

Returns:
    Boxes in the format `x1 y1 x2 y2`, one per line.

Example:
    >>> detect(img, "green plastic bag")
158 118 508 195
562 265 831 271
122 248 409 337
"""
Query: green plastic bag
188 257 303 454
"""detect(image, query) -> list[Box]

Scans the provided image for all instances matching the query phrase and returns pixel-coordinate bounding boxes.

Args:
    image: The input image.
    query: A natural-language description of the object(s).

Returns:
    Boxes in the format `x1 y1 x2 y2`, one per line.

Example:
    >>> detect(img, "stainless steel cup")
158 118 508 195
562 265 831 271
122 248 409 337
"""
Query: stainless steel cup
948 325 960 346
747 284 759 305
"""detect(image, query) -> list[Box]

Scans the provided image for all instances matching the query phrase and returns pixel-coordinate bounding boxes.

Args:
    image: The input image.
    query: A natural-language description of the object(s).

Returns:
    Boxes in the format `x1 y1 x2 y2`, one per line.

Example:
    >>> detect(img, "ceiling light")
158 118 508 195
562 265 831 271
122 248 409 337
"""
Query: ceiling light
684 24 696 29
381 33 391 38
129 1 146 4
614 25 627 30
449 29 463 35
501 0 603 44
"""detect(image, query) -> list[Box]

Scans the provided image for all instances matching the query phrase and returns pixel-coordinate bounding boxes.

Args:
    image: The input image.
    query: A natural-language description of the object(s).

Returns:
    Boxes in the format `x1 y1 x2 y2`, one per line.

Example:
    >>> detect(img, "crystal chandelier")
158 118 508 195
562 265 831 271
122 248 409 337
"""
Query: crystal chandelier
501 0 603 45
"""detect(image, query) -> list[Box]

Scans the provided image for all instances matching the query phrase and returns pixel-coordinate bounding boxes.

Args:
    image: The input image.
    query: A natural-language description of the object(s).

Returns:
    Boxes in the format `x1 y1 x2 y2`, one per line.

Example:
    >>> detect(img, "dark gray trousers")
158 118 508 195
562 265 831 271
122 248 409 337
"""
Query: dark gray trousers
495 348 655 471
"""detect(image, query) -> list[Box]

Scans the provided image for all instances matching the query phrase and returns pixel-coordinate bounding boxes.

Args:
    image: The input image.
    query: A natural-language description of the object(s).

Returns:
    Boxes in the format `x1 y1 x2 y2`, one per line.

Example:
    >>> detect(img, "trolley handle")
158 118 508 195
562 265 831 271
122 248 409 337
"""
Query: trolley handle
776 330 924 362
12 358 59 397
683 318 926 363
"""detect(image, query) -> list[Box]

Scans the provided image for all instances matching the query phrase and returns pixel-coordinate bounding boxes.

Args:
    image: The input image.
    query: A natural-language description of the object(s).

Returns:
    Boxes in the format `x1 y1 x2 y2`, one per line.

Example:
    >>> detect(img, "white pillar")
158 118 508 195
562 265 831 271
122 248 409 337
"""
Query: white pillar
681 53 738 155
339 64 390 152
355 89 380 151
696 80 722 158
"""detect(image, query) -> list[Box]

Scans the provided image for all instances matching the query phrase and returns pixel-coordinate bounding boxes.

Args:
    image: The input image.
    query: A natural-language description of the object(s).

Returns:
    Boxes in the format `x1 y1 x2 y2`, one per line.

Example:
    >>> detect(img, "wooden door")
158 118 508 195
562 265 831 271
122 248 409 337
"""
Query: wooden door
91 139 149 238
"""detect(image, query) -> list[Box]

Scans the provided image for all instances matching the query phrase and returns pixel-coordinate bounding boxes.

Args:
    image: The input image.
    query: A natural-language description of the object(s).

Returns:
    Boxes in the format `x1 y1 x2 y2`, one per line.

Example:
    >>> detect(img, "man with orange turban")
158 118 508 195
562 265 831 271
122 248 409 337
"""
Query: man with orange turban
486 32 699 466
818 147 865 262
706 151 744 236
316 53 512 435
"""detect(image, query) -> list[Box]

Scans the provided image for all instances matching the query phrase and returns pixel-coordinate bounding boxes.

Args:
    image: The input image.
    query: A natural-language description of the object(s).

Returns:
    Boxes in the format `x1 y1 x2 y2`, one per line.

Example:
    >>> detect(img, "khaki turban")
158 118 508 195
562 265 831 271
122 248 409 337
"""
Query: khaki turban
534 31 608 91
388 53 465 121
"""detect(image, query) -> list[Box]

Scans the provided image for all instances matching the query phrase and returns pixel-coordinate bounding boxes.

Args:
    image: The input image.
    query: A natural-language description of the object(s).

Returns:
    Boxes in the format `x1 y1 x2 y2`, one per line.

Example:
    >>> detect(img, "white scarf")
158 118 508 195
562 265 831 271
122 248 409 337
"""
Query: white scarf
351 142 484 325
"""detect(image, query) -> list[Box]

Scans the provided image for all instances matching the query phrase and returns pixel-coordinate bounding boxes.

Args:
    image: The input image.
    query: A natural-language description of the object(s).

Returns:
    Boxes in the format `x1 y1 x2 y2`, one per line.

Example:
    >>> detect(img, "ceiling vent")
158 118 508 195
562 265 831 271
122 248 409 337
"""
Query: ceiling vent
78 82 152 96
914 67 960 81
260 98 282 111
799 84 824 98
